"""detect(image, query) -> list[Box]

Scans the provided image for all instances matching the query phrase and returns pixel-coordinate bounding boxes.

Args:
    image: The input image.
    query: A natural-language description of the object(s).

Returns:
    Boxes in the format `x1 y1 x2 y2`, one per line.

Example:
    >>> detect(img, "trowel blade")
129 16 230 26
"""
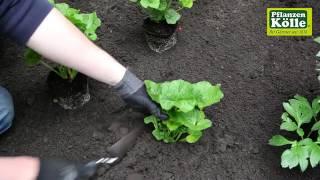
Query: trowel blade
107 120 144 159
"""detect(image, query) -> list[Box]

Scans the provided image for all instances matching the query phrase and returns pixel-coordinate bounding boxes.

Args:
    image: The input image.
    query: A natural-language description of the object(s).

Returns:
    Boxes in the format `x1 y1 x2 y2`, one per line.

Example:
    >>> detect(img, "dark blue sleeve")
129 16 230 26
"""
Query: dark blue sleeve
0 0 53 45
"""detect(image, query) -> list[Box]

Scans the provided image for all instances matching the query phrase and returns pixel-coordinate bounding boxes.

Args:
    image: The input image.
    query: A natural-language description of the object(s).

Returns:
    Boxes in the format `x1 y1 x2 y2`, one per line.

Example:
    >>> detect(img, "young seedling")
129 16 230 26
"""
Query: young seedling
129 0 195 25
129 0 196 53
269 95 320 172
24 0 101 80
144 80 224 143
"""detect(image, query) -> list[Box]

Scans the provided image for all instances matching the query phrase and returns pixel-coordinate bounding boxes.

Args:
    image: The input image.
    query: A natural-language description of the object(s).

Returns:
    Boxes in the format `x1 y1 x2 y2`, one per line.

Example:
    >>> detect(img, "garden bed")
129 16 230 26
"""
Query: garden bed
1 0 320 179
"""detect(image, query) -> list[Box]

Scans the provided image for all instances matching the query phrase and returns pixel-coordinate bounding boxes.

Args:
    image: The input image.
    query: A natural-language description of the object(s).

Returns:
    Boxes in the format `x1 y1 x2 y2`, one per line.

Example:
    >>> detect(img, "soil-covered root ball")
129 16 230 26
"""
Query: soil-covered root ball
47 72 90 110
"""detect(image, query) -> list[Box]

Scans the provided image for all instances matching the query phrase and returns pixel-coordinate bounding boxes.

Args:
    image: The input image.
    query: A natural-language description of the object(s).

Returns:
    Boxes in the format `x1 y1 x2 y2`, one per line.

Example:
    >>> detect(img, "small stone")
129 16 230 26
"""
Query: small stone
53 99 58 103
43 137 48 143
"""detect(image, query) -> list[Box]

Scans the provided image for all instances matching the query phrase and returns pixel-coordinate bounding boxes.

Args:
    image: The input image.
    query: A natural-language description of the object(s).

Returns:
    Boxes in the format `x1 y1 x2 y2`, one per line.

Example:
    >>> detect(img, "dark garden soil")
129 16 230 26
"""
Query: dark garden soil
1 0 320 179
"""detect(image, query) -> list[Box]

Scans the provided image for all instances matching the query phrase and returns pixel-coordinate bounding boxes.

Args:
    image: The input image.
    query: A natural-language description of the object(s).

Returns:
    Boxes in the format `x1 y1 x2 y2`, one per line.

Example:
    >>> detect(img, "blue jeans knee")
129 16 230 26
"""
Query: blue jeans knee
0 86 14 134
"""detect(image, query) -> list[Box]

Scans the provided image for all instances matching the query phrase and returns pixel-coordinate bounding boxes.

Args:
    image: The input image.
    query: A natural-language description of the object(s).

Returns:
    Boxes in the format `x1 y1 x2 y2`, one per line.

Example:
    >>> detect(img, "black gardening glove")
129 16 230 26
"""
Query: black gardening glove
37 159 97 180
115 69 168 120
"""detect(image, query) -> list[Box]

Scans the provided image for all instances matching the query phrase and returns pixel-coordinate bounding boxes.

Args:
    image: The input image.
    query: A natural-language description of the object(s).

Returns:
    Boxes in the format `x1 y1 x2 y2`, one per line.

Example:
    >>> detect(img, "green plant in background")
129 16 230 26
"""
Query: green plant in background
314 37 320 82
269 95 320 172
24 0 101 80
144 80 224 143
314 37 320 57
129 0 195 24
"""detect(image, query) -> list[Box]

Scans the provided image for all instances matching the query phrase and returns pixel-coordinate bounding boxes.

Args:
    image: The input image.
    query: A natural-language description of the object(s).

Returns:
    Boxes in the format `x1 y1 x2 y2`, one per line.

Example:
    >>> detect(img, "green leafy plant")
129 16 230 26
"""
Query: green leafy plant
269 95 320 172
314 37 320 82
24 0 101 80
129 0 195 24
144 80 224 143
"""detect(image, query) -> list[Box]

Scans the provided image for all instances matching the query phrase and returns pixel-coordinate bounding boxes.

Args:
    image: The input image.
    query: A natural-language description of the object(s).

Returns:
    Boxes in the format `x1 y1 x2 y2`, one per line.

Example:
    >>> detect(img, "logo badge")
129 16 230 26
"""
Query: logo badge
267 8 312 36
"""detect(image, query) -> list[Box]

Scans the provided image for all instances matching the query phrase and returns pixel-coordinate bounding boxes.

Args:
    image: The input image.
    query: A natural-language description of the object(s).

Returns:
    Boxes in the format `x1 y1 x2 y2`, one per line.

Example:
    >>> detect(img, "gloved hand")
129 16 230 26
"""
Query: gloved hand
37 159 97 180
115 69 167 120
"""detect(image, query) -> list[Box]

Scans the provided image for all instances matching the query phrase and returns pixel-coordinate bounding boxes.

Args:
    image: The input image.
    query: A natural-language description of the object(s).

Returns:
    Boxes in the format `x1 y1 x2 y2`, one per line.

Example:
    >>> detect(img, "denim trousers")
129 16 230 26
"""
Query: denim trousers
0 86 14 134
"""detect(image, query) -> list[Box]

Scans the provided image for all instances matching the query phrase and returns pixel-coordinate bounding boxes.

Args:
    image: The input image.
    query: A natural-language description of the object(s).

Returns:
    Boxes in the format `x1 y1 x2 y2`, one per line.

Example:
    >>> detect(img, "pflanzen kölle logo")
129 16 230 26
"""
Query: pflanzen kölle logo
267 8 312 36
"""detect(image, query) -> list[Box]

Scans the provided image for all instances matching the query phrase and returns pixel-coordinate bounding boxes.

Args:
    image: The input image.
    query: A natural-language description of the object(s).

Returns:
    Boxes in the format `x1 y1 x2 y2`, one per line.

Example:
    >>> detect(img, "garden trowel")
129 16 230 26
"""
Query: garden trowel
87 120 144 168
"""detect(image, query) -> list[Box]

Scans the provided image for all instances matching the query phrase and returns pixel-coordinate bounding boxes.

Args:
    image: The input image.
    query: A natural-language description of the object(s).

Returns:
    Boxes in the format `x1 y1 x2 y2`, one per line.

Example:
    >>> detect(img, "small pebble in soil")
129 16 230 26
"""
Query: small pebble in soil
43 137 48 143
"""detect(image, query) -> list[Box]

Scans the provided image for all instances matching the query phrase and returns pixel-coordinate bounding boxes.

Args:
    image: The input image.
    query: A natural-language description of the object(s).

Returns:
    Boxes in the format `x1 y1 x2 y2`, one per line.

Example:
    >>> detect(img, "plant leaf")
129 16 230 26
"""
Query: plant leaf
269 135 294 146
48 0 55 5
168 109 212 131
145 80 223 112
146 8 165 22
312 97 320 117
299 138 313 146
312 121 320 132
144 80 223 143
144 115 156 124
281 149 299 169
144 80 161 103
283 96 313 127
280 121 297 131
165 120 182 131
179 0 193 8
297 128 305 138
193 82 224 109
314 37 320 44
281 145 309 172
158 0 168 11
164 9 181 24
24 49 41 66
152 129 165 140
140 0 160 8
160 80 195 112
310 143 320 167
186 131 202 143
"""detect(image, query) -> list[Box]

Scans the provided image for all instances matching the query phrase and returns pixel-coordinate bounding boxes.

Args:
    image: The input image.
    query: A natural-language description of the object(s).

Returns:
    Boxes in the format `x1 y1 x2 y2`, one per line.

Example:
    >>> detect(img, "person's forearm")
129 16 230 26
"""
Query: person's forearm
0 156 39 180
26 9 126 86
